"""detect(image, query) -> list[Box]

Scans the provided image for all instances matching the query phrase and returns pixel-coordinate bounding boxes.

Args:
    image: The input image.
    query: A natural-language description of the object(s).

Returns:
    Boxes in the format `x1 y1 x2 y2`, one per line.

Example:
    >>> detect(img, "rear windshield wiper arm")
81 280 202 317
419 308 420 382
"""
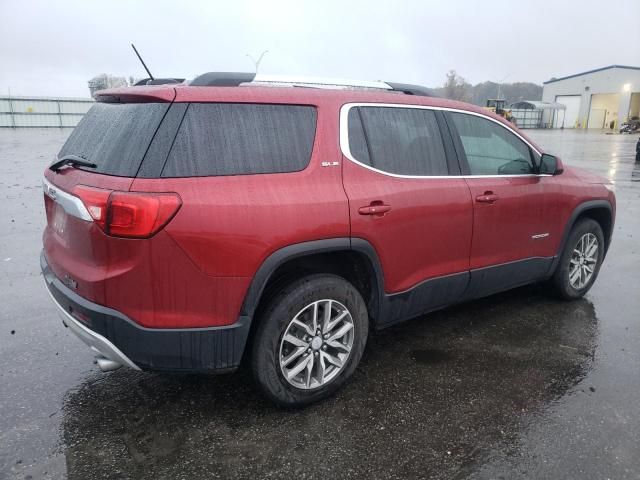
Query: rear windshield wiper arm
49 154 97 172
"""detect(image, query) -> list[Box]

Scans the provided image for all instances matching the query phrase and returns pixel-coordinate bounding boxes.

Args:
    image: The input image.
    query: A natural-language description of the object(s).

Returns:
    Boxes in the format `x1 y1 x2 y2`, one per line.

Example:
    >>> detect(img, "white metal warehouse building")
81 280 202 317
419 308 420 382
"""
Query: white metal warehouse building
542 65 640 129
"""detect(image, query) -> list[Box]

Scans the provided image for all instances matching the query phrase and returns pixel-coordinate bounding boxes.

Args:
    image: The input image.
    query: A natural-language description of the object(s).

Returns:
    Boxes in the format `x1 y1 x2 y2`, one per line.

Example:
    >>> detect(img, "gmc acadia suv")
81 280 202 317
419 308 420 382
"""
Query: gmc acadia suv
42 73 615 406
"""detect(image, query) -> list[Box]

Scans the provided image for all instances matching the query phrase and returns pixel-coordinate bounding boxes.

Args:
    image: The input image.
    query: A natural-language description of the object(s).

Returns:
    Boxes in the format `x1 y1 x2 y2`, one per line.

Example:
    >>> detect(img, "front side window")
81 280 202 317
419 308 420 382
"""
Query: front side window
347 106 448 176
449 112 534 175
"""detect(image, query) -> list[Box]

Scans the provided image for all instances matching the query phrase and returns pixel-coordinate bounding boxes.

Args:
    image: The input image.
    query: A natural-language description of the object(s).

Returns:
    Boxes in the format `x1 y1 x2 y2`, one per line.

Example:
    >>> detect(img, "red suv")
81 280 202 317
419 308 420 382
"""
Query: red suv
42 73 615 406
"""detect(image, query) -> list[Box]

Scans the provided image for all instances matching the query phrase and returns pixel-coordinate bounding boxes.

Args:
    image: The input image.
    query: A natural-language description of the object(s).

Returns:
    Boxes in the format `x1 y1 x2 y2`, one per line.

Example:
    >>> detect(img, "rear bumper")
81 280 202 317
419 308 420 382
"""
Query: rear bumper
41 251 250 372
46 284 141 371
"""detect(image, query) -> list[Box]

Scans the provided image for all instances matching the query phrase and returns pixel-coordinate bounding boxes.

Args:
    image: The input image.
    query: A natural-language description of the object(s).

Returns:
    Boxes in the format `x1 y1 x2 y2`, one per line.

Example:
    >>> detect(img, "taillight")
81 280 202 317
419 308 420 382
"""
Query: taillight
108 191 182 238
73 185 111 230
72 186 182 238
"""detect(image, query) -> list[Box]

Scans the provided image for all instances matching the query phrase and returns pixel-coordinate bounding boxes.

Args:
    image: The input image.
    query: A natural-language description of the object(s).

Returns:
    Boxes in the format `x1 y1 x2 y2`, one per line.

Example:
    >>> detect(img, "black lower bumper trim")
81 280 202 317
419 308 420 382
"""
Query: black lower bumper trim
41 251 250 372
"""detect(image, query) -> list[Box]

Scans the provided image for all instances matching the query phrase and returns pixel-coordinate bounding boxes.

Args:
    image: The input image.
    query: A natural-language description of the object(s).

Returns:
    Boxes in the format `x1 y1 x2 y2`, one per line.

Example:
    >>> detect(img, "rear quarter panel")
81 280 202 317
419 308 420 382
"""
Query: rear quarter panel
128 100 349 325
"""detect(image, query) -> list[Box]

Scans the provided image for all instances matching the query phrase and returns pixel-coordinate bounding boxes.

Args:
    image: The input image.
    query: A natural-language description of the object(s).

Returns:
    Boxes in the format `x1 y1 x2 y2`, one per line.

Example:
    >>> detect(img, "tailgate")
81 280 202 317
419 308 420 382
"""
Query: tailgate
42 96 174 304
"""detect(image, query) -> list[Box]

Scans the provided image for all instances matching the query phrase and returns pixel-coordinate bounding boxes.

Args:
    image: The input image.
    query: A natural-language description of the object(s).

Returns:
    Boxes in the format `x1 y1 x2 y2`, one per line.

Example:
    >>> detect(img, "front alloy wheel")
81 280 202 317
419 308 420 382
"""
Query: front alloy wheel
568 233 599 289
552 218 605 299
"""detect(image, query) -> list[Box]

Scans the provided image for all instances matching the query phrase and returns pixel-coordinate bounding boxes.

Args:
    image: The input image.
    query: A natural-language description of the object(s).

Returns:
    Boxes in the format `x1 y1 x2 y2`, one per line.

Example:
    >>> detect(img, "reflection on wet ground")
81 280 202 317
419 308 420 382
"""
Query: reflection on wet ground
1 129 639 479
60 288 597 479
632 161 640 182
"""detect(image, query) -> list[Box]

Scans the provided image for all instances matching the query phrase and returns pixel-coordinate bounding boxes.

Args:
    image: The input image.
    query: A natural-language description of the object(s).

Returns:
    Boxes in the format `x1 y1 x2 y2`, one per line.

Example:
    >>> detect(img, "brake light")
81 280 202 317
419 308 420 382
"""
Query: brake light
72 186 182 238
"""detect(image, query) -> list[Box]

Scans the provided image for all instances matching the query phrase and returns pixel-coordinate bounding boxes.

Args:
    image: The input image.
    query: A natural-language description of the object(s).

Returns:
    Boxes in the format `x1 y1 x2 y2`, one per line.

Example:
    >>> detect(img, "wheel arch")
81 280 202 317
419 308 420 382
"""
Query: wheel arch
551 200 614 273
240 238 385 327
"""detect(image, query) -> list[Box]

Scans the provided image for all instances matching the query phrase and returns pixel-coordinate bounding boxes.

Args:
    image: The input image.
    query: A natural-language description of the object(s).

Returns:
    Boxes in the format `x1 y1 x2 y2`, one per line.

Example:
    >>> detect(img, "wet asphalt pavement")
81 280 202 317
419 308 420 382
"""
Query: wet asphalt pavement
1 128 639 479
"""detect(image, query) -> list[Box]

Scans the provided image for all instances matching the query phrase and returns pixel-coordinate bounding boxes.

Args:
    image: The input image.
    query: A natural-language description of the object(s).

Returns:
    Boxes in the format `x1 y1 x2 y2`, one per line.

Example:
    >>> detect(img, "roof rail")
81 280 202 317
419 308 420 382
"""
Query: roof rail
186 72 433 96
252 74 394 91
134 78 185 86
190 72 256 87
385 82 435 97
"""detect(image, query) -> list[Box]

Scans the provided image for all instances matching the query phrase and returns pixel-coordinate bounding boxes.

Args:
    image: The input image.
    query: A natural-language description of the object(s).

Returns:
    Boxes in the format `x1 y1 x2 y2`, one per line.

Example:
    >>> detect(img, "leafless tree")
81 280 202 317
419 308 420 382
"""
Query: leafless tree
87 73 127 98
443 70 471 102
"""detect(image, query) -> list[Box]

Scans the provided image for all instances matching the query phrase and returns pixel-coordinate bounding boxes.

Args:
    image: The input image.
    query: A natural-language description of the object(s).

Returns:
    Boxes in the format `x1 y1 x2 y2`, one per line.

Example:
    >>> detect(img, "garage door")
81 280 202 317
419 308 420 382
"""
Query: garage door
554 95 581 128
588 93 620 129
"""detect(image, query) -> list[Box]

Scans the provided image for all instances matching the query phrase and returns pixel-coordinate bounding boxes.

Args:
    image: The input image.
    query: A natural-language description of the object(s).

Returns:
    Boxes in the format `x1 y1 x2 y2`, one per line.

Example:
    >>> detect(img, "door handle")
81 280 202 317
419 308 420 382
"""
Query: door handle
475 192 499 204
358 203 391 216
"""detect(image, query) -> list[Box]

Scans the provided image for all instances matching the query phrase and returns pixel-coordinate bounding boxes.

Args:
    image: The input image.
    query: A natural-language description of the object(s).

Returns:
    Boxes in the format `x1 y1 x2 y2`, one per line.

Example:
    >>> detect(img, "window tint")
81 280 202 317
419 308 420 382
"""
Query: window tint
162 103 316 177
347 108 370 165
348 106 448 176
449 112 534 175
59 102 169 177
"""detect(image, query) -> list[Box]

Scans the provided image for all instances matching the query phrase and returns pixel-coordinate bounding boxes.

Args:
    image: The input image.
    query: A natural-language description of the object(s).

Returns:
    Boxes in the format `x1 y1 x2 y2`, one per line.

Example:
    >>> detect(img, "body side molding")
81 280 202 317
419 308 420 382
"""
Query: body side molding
377 271 470 329
241 239 566 331
463 257 554 301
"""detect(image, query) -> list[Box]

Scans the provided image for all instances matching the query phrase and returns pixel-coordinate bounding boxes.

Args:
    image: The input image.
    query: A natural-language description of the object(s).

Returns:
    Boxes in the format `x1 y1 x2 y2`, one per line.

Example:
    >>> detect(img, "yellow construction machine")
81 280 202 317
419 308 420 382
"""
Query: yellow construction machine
485 99 515 124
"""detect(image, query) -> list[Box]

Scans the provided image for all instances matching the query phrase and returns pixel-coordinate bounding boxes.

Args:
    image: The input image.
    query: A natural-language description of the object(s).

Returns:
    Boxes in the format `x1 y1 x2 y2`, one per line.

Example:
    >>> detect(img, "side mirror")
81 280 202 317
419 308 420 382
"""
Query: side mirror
539 153 564 175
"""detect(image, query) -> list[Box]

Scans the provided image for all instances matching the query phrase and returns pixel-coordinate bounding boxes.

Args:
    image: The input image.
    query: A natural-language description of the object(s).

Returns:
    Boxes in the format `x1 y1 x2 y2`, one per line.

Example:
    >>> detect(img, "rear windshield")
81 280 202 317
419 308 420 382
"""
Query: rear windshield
161 103 317 177
58 102 169 177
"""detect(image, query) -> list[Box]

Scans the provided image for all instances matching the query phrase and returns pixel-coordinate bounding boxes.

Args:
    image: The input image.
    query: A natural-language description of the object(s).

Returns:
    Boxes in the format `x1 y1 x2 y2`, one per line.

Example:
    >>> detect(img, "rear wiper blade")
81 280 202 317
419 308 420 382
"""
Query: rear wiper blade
49 154 97 172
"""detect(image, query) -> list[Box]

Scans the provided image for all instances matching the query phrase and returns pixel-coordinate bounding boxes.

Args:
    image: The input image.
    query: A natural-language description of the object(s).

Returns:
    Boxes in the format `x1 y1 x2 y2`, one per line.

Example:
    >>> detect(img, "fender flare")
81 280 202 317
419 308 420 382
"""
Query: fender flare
239 237 385 321
549 199 613 273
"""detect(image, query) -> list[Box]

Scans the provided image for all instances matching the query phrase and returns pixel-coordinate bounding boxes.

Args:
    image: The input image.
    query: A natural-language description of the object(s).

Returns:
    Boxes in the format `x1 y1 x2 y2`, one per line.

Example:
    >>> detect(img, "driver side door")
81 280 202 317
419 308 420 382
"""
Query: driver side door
446 111 553 298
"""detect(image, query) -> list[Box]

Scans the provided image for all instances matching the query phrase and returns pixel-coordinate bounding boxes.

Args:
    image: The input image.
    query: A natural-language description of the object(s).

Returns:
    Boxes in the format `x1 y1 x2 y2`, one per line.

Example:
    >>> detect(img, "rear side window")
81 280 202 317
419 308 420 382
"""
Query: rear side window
59 102 169 177
449 112 534 175
347 109 371 165
162 104 317 177
346 106 448 176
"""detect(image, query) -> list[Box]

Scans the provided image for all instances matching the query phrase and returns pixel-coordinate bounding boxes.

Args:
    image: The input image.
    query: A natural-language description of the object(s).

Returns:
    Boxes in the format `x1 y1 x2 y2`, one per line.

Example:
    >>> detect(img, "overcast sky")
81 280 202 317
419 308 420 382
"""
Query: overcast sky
1 0 638 98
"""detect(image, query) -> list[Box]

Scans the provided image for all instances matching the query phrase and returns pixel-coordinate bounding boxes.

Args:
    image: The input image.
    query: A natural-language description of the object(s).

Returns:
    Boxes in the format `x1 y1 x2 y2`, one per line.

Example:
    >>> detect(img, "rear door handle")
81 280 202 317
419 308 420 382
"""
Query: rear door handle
475 192 499 204
358 204 391 216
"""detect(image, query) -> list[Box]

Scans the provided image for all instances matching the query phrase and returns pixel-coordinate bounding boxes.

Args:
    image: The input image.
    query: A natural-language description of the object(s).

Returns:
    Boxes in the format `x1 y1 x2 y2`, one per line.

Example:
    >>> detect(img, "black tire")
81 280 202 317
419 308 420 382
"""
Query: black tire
251 274 368 407
551 218 605 300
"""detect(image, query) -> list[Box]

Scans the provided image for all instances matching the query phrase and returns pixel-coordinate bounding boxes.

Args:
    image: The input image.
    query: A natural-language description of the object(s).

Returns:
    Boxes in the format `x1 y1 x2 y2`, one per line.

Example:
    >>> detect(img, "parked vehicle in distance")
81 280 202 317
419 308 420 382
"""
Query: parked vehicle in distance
42 73 616 406
620 116 640 134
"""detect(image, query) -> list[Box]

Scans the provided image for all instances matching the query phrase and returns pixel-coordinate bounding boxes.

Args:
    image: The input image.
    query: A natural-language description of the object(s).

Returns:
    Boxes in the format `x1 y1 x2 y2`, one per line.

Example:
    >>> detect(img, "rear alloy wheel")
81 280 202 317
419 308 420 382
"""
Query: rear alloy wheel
279 299 355 390
552 218 605 299
252 274 368 407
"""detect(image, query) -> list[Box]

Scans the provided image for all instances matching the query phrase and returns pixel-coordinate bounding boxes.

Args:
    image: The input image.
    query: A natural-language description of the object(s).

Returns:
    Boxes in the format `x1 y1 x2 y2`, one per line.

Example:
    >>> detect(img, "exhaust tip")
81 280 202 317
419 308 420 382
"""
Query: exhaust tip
95 356 123 372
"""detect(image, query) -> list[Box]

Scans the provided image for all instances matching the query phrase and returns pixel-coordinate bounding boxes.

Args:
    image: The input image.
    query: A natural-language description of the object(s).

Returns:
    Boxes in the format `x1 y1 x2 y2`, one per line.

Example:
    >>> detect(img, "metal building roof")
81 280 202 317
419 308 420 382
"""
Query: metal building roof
510 100 566 110
543 65 640 85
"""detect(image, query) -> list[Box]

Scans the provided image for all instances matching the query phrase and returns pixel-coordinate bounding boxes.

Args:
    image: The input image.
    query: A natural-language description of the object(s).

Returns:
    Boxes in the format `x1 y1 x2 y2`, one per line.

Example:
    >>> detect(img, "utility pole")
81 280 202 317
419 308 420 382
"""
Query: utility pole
8 87 15 128
246 50 269 74
495 73 511 100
